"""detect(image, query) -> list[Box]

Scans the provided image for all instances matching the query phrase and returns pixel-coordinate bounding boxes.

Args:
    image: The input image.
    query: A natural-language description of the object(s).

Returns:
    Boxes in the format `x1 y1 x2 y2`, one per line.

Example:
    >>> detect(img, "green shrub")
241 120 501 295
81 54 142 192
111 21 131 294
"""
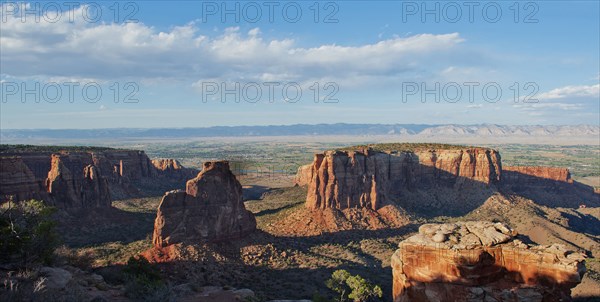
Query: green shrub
346 275 382 302
325 269 382 302
0 200 59 265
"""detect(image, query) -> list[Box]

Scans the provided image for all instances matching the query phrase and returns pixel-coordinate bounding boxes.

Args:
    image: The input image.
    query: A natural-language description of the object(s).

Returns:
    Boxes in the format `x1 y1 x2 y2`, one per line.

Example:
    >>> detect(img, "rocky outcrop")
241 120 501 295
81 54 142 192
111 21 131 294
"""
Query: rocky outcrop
305 148 501 211
152 161 256 247
1 147 199 209
391 221 586 302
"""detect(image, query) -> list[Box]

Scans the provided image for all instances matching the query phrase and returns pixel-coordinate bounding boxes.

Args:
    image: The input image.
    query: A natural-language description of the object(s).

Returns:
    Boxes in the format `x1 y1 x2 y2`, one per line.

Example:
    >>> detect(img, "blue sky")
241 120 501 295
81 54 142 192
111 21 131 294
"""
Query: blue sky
1 1 599 129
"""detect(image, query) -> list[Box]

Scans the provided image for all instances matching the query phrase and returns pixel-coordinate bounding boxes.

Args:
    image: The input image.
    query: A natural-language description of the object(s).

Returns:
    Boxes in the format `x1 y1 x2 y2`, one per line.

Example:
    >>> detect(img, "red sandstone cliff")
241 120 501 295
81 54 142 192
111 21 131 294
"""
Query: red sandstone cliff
305 148 501 211
152 161 256 247
391 221 586 302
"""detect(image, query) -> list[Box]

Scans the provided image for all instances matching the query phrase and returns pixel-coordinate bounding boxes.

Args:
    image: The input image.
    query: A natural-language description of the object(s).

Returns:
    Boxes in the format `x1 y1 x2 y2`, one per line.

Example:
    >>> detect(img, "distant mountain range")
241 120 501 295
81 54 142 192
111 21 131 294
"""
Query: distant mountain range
1 124 598 141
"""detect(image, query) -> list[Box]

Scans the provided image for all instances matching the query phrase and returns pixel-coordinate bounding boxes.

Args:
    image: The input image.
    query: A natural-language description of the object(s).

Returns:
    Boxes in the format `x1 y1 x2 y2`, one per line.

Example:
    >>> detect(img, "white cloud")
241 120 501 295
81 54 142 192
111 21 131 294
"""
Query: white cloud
511 83 597 117
0 3 464 85
513 102 584 111
537 84 599 100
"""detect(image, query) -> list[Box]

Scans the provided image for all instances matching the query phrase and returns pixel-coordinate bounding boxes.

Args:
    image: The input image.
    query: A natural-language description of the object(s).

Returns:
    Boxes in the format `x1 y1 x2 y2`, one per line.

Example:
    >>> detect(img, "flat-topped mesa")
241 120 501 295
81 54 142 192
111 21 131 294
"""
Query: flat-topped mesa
305 147 501 211
391 221 586 302
152 161 256 247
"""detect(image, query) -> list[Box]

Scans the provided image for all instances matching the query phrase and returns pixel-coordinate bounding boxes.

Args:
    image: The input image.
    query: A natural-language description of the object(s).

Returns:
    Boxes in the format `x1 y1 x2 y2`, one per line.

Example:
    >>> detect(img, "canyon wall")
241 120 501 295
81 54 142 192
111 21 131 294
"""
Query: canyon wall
304 148 501 211
152 161 256 247
391 221 586 302
0 149 198 209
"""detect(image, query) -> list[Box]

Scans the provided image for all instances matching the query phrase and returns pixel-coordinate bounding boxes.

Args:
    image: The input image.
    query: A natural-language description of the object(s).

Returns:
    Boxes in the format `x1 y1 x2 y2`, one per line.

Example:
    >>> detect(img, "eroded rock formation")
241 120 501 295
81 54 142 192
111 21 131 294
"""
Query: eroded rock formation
305 148 501 211
391 221 586 302
152 161 256 247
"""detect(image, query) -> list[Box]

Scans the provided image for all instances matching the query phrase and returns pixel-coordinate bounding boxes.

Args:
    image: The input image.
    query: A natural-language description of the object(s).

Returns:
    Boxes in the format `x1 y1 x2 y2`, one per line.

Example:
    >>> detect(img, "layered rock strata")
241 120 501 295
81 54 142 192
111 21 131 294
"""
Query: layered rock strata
391 221 586 302
152 161 256 247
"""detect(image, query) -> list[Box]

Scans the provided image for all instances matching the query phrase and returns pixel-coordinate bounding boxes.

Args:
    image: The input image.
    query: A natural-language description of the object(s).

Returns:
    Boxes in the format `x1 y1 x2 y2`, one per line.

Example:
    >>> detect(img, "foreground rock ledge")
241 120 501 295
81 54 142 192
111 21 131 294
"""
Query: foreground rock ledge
152 161 256 247
391 221 586 302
